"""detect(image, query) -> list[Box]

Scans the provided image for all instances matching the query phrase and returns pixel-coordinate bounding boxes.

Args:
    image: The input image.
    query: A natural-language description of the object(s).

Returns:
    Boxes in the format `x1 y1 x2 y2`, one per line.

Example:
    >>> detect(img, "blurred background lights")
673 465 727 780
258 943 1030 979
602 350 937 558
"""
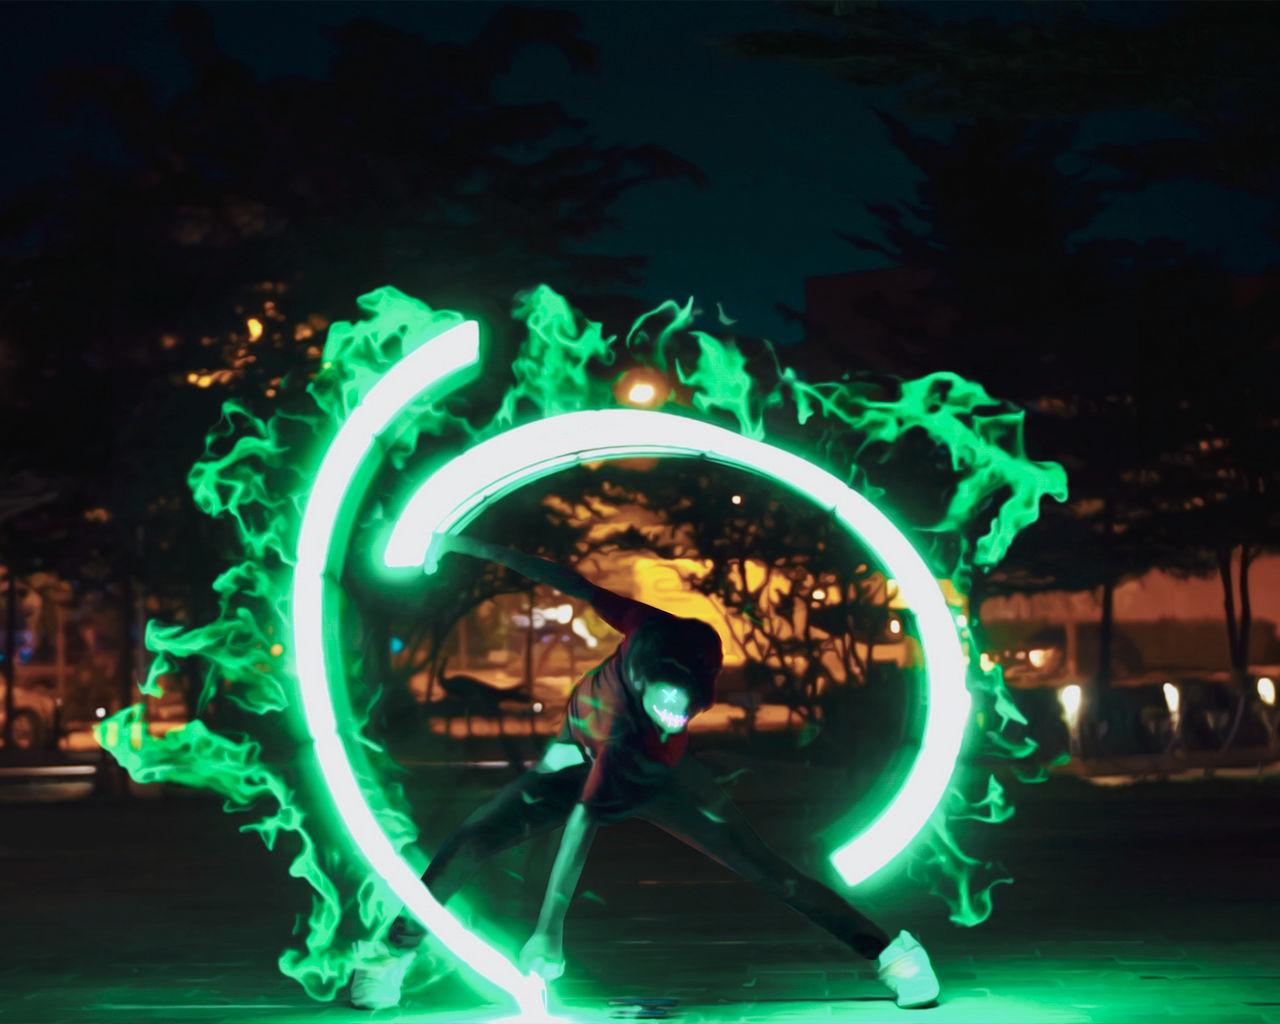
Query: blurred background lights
627 381 656 404
1027 648 1049 669
614 366 670 408
1058 684 1082 723
730 493 743 505
1162 681 1181 715
571 619 598 649
1258 677 1275 706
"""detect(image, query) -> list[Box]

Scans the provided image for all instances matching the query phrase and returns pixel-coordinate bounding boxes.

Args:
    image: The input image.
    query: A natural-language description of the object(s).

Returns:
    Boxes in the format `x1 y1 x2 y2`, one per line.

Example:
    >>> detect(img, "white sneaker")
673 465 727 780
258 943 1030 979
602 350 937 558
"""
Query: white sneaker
350 940 415 1010
876 930 940 1008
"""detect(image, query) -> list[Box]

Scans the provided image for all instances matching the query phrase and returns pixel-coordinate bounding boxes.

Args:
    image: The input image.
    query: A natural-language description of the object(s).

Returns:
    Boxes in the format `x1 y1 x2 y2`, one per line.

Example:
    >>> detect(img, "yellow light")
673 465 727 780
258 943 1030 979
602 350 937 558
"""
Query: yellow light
627 382 656 405
812 588 826 602
731 494 742 505
889 618 902 635
955 613 968 628
270 643 285 657
247 318 264 342
196 375 213 388
1028 648 1049 669
1058 684 1082 721
1162 682 1180 715
1257 677 1275 706
979 652 995 672
186 372 199 384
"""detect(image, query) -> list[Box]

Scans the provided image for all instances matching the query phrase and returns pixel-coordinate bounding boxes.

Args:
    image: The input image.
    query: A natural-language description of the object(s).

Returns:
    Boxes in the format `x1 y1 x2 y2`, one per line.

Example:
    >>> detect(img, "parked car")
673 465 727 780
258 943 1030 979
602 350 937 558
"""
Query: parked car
0 678 60 750
994 624 1145 685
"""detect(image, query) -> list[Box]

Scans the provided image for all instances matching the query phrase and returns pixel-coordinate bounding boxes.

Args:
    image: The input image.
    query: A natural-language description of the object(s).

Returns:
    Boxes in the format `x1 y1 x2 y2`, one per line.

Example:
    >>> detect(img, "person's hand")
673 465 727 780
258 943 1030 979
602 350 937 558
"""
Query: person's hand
518 930 565 981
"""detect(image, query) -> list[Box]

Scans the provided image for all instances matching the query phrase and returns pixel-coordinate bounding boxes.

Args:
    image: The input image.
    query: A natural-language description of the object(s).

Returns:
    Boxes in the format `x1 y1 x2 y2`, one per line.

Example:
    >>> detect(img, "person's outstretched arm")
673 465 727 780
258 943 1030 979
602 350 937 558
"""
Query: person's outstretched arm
518 802 598 979
437 534 662 634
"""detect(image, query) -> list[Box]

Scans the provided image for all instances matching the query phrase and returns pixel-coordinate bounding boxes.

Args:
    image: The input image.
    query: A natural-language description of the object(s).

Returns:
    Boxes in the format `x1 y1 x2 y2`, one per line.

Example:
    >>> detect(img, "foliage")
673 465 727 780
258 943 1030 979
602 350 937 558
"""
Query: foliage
768 106 1280 689
0 7 706 715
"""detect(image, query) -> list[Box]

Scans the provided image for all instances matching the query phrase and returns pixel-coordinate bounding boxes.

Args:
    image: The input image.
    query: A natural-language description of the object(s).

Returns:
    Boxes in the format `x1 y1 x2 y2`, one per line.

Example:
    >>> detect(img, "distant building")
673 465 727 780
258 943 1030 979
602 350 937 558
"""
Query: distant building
979 559 1280 685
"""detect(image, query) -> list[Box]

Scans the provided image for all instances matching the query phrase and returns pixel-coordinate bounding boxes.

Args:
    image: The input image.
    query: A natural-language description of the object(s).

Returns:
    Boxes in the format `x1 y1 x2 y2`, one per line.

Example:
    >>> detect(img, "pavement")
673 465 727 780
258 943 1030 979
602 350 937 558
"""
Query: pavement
2 749 1279 1024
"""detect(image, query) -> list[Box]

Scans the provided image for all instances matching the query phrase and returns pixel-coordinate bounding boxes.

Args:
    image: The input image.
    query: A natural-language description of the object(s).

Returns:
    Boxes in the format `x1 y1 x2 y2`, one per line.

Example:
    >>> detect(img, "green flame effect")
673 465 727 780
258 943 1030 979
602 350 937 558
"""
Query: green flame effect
98 284 1066 998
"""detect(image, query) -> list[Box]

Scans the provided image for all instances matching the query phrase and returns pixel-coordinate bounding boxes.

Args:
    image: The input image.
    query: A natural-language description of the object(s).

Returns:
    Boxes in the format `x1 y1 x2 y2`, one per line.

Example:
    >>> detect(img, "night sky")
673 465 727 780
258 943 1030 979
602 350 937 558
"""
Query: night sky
4 1 1278 343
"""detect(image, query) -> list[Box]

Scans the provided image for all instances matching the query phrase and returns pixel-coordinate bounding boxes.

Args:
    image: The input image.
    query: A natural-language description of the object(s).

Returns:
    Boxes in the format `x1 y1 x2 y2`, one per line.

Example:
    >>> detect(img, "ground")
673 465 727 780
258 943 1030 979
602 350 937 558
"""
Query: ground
2 755 1278 1024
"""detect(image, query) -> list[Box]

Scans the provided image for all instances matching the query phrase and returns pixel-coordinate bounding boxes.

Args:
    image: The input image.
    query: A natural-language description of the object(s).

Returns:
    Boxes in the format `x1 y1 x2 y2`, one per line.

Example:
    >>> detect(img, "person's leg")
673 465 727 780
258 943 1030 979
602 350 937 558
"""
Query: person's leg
388 754 587 949
633 755 891 960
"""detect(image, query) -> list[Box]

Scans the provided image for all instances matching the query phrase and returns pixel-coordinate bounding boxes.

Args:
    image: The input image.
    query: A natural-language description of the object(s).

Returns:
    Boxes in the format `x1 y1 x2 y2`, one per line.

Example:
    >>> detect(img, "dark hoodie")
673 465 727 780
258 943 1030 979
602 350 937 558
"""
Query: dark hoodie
557 584 722 821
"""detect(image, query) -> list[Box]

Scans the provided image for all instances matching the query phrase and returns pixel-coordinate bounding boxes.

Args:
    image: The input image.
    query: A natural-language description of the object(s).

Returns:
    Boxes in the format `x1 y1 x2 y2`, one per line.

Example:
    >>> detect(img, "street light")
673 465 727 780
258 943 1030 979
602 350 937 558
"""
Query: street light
627 382 656 405
1059 684 1082 756
614 367 670 408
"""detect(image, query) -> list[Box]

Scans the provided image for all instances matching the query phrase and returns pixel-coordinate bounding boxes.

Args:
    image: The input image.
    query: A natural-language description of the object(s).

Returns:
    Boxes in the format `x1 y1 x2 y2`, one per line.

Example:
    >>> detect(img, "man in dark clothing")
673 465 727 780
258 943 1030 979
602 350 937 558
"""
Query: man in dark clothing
351 534 940 1010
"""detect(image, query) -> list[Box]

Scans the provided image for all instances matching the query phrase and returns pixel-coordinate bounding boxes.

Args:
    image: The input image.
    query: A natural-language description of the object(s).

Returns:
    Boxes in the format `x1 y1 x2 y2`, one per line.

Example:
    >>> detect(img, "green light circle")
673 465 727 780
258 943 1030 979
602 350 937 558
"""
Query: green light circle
292 321 969 1017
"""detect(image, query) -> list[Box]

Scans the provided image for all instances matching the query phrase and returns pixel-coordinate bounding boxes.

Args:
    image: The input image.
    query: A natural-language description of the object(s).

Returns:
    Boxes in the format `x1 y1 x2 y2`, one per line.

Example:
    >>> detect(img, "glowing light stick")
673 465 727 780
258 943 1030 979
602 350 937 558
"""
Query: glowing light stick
291 321 546 1017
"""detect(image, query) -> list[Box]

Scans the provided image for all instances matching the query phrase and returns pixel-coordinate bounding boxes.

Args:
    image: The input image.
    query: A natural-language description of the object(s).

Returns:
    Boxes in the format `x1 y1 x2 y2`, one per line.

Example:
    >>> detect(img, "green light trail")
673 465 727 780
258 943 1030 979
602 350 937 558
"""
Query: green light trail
98 284 1065 1009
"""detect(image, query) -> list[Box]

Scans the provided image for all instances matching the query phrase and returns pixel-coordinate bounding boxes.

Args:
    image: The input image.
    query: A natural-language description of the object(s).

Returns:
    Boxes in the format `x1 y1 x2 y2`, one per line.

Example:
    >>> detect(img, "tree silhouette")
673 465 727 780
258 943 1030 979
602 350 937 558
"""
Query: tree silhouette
782 113 1265 699
0 7 710 722
722 2 1280 262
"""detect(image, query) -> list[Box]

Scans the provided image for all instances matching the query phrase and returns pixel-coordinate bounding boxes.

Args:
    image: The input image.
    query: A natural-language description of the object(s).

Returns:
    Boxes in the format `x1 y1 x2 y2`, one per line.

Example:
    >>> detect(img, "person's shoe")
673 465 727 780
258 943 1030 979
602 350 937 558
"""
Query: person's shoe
350 940 415 1010
876 930 940 1008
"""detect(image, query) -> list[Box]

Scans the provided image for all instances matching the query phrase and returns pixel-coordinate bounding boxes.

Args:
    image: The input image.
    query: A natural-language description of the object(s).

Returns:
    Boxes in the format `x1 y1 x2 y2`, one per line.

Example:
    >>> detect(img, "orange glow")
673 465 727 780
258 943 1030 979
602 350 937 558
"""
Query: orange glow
615 367 670 408
247 318 264 342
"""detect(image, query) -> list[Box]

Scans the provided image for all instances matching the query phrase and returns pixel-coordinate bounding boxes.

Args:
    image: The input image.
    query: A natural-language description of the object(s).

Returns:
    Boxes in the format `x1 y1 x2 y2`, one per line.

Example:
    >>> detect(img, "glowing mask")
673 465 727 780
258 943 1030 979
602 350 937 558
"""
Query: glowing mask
645 684 691 732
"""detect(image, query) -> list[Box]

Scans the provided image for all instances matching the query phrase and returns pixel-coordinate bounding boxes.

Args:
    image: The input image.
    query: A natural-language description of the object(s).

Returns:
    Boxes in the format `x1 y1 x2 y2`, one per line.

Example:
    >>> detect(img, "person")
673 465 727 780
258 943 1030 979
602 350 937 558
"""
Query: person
350 533 940 1010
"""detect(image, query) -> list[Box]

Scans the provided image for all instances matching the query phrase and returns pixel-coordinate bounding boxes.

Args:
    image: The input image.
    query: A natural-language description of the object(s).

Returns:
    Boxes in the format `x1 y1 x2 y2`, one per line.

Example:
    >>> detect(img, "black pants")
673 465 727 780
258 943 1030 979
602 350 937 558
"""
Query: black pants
389 753 891 960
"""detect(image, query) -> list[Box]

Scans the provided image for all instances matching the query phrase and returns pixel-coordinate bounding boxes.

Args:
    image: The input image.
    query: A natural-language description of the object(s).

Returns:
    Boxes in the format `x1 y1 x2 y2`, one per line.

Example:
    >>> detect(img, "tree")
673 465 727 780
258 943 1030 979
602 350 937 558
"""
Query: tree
0 7 708 717
1164 274 1280 682
746 1 1280 238
780 112 1250 702
529 457 909 771
721 3 1280 687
